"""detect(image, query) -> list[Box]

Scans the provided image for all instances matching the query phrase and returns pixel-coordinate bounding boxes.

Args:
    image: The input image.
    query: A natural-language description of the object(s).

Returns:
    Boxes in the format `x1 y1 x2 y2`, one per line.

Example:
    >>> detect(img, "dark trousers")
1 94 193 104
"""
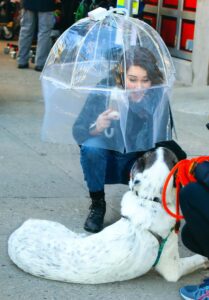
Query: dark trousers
180 182 209 258
80 146 142 192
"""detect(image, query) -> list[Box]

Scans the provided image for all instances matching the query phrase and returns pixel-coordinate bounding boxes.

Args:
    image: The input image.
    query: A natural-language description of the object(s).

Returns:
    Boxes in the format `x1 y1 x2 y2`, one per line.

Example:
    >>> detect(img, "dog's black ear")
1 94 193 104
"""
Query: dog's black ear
163 148 178 170
156 140 187 161
136 156 145 172
131 150 158 176
135 149 157 172
130 156 145 179
135 156 145 172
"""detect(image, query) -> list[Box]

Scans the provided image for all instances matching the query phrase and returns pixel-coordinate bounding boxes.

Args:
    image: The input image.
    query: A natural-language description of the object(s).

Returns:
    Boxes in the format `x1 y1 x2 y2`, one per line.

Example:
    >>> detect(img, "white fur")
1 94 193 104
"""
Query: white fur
8 148 208 284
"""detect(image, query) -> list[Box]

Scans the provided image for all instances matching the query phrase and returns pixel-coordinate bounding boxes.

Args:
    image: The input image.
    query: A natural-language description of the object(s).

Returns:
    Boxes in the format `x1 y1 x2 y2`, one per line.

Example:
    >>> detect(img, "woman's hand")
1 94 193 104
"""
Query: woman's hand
89 109 120 135
96 109 113 133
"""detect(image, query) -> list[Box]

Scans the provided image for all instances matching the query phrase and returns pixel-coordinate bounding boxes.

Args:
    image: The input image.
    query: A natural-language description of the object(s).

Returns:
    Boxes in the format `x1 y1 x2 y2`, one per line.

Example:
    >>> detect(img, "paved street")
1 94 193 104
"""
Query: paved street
0 40 209 300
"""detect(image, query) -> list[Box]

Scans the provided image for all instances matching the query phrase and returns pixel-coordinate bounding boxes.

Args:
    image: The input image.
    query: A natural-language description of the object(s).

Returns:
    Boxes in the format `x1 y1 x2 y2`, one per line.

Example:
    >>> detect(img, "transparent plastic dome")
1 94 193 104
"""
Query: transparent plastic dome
41 8 175 153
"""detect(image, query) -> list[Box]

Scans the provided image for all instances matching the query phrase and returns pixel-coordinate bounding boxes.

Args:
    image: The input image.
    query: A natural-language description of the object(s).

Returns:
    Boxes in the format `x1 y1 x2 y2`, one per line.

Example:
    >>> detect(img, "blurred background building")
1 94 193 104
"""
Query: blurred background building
118 0 209 86
1 0 208 86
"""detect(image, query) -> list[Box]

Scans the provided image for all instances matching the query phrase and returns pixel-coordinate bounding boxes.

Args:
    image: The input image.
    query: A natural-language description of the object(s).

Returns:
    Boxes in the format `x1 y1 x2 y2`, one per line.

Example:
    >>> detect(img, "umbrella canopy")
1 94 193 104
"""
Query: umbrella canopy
41 8 175 153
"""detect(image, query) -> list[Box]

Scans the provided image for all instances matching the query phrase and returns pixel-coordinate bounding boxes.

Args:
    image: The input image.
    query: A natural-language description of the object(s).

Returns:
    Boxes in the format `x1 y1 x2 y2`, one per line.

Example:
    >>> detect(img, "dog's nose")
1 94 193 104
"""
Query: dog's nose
153 197 160 203
134 179 140 185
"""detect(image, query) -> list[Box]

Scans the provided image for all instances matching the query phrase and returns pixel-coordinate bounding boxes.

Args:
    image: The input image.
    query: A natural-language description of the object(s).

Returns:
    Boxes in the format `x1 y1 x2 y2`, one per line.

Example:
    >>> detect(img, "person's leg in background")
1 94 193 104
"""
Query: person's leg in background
35 11 55 71
18 10 36 68
179 182 209 300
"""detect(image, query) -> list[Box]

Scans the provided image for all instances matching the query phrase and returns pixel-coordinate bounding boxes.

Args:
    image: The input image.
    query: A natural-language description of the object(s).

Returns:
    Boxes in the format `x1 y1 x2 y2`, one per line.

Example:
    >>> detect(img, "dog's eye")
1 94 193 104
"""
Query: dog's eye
134 179 140 185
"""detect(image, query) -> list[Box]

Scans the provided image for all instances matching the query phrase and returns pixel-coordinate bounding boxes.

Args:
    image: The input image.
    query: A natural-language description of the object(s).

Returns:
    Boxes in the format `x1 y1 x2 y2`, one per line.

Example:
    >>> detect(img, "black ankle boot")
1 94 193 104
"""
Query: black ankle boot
84 192 106 233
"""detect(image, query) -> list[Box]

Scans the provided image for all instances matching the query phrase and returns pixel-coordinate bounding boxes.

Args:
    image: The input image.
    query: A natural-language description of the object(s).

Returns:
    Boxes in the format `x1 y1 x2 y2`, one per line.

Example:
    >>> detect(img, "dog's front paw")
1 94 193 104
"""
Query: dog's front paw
193 254 209 270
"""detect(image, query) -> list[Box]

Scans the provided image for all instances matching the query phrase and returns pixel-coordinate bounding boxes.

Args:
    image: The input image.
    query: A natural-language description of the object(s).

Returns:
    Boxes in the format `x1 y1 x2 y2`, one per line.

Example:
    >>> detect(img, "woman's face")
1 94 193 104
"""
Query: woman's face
126 65 151 90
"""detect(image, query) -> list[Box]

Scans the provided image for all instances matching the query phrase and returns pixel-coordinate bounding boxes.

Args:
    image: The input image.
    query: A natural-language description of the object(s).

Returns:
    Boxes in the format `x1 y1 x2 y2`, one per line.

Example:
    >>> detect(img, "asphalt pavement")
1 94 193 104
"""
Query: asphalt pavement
0 40 209 300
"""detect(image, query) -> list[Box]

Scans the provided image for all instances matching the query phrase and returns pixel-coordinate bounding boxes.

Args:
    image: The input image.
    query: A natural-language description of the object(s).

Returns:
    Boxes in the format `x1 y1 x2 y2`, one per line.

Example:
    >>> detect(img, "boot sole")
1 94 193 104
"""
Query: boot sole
84 224 103 233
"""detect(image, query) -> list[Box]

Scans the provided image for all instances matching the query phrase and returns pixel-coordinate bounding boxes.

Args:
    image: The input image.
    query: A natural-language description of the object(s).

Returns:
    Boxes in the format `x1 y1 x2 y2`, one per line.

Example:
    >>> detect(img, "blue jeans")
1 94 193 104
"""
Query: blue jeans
80 145 143 192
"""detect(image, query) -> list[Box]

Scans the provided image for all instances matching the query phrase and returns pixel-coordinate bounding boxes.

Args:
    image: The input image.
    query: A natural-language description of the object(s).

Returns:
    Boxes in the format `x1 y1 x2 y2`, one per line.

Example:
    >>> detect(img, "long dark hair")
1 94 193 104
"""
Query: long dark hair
116 46 164 86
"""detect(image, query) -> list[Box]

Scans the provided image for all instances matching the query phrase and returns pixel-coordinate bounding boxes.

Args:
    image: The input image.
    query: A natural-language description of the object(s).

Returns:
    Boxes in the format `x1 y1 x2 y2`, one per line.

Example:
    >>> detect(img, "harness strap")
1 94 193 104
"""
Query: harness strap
152 227 174 267
121 215 174 267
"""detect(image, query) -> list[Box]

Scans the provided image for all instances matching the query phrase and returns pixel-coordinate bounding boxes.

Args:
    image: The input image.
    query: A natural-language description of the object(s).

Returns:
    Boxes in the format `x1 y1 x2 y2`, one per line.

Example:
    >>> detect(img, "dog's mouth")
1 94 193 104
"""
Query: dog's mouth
133 191 161 203
131 178 161 203
135 191 139 196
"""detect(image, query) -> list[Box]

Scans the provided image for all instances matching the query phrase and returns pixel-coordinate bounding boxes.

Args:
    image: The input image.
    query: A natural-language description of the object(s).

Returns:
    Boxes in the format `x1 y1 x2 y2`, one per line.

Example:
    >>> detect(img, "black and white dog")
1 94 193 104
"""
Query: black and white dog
8 147 208 284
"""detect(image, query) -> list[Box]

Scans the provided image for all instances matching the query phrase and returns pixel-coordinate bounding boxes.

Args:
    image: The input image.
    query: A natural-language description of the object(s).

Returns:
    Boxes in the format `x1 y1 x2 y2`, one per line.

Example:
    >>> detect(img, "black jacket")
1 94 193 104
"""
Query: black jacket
72 78 174 153
194 161 209 189
23 0 56 12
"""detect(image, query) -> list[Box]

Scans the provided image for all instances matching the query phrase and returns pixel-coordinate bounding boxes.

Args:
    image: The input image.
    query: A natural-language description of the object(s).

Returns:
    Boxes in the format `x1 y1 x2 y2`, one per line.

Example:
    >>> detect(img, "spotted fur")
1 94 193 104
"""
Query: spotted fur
8 147 208 284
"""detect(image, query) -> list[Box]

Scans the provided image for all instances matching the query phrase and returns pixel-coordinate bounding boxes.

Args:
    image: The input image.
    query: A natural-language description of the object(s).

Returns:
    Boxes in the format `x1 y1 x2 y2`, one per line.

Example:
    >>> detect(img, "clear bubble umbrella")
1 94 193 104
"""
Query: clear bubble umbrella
41 8 175 153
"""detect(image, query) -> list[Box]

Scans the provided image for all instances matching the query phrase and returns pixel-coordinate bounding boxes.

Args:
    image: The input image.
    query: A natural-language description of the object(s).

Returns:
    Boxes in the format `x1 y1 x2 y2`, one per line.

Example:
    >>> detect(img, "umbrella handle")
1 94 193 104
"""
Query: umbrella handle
104 128 114 138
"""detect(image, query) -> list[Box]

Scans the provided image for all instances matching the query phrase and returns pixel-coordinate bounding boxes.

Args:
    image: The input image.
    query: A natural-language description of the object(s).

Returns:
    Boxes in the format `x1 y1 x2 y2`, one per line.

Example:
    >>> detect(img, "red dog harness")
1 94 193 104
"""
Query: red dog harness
162 156 209 233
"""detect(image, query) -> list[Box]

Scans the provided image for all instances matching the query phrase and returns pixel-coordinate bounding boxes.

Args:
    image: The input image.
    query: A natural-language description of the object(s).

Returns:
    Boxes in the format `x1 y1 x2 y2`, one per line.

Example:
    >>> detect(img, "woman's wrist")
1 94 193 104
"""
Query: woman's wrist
89 122 101 135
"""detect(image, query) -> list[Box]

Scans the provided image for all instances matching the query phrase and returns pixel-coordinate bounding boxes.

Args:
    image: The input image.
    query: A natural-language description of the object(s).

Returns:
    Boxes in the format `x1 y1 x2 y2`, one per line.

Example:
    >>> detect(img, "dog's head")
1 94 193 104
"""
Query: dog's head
129 147 178 204
121 147 178 234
